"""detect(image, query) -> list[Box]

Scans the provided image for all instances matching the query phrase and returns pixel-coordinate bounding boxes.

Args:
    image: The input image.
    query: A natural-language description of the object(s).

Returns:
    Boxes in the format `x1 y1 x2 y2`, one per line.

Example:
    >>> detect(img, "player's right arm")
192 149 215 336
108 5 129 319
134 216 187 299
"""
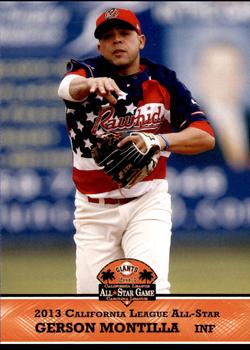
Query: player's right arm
58 71 124 105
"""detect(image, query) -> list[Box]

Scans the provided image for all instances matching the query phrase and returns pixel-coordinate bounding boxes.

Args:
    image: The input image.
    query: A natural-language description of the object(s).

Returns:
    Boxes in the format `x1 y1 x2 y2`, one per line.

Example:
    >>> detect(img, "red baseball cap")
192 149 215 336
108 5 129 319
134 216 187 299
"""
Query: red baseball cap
94 8 142 39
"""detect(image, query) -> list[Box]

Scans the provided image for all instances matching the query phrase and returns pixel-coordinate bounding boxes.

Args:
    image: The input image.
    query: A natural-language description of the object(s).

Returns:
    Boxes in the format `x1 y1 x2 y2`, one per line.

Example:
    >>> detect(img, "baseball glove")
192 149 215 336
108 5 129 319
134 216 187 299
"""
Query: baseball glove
91 132 161 189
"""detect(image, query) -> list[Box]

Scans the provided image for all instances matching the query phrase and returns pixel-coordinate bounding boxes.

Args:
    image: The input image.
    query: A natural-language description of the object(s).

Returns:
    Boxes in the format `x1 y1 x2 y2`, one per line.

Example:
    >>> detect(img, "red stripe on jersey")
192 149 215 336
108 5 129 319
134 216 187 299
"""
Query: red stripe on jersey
73 157 167 195
139 80 171 109
66 69 86 77
143 156 167 181
189 121 215 137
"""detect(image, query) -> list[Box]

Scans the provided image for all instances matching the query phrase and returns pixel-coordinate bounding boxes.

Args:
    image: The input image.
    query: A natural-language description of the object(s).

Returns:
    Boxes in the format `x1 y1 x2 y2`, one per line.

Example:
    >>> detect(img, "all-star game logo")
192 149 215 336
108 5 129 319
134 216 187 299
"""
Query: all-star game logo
97 259 157 306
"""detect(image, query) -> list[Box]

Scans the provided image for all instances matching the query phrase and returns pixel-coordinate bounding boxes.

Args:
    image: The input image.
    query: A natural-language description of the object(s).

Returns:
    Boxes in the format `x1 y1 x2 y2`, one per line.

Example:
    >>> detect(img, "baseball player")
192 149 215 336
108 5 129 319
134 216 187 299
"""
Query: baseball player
58 8 215 294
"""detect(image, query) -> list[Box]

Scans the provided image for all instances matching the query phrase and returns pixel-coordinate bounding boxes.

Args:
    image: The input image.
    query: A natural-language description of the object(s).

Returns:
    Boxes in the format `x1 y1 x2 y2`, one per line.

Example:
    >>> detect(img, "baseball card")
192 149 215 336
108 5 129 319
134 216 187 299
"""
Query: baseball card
1 1 250 347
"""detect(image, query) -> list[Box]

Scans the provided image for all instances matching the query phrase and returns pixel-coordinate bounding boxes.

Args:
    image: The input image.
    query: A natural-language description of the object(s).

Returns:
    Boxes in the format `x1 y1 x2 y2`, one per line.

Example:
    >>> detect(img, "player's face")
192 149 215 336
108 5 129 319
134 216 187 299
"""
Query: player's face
97 26 145 75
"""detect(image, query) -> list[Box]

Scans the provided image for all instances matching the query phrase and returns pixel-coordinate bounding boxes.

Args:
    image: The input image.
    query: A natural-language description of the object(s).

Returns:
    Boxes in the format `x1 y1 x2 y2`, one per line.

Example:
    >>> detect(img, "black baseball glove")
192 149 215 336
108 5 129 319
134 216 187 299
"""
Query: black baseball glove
91 132 161 189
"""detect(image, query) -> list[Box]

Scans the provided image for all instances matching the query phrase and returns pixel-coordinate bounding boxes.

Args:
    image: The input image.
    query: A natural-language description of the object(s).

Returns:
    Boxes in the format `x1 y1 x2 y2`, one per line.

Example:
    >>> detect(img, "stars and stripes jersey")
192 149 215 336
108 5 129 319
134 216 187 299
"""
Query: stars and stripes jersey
61 55 214 198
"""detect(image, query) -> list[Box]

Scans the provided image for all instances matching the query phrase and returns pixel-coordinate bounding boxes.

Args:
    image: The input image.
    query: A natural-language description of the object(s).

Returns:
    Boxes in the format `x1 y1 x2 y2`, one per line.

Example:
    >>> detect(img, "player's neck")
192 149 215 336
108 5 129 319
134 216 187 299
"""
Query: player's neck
114 58 142 76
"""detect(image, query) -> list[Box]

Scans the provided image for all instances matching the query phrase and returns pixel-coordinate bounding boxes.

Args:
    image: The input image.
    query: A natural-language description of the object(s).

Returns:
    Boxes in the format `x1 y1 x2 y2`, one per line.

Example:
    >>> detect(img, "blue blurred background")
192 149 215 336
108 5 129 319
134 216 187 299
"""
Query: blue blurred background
1 1 250 294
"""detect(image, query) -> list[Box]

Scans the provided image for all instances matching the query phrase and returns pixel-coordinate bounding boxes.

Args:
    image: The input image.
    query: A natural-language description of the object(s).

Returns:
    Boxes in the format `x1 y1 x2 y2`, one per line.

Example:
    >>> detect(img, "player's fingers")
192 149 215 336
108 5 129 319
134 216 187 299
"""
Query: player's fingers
117 135 131 147
105 78 125 96
89 78 108 95
130 135 147 153
105 92 118 105
90 78 110 95
102 79 125 104
88 79 98 93
89 78 125 105
95 81 117 104
97 81 108 95
118 135 147 152
95 78 122 95
103 78 115 91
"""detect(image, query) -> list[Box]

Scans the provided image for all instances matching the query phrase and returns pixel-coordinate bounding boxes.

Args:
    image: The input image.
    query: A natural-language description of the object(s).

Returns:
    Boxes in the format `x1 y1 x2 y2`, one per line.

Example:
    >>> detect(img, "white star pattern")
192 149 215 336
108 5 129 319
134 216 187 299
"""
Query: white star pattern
125 102 137 114
84 138 92 149
117 92 128 100
82 100 89 107
96 95 103 101
66 107 75 114
70 129 76 139
75 147 82 157
96 129 104 136
86 111 96 122
77 121 84 131
101 102 111 109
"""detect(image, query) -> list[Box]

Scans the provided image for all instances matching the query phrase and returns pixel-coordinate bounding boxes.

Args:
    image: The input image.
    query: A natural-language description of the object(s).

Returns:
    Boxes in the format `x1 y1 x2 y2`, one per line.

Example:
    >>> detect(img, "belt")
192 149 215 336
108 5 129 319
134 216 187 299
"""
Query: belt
87 197 136 205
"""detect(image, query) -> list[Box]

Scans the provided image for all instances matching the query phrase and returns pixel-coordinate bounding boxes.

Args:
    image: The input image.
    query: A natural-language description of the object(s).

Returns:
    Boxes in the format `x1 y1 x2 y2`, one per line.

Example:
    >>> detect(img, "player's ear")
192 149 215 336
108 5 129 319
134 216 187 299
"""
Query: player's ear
139 34 146 50
97 43 101 52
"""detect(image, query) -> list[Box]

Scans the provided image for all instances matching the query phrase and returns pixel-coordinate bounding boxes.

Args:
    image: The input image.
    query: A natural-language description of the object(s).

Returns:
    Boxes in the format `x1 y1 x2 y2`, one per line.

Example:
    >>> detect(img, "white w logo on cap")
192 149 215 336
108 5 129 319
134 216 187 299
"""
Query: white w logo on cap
105 8 119 20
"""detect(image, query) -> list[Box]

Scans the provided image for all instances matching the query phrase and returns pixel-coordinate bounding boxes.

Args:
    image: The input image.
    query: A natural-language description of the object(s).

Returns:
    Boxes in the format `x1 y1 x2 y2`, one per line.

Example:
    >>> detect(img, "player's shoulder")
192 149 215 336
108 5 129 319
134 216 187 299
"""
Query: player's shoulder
66 55 109 77
141 57 178 87
142 57 174 73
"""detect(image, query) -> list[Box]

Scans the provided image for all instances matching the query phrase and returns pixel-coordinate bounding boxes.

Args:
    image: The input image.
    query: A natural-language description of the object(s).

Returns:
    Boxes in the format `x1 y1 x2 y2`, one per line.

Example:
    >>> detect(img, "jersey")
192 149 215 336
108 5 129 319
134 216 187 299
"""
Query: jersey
62 55 214 198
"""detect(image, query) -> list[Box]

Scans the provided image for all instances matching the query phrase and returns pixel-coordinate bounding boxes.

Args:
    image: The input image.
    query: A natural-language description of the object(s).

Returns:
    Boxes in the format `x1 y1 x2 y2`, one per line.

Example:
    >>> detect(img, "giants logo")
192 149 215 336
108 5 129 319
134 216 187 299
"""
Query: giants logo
91 103 169 134
97 258 157 306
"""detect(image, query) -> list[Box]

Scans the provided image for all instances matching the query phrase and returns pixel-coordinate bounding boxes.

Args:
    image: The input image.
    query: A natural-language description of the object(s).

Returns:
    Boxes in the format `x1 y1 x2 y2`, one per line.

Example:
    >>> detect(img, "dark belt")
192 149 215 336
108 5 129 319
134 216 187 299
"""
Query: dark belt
87 197 137 205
